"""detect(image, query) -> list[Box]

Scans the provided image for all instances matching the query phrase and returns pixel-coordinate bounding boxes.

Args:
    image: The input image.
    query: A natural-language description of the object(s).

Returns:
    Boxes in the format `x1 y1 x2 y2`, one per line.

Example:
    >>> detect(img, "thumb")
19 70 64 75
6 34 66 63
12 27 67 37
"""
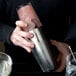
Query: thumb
15 20 28 31
50 40 59 47
15 20 28 28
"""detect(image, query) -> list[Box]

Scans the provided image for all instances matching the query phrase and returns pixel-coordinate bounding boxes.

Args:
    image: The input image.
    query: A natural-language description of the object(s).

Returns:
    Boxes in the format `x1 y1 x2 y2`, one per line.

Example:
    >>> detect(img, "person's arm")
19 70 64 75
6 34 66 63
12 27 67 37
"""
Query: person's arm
64 17 76 51
6 0 31 22
0 22 14 45
0 0 14 45
0 0 38 52
0 0 31 44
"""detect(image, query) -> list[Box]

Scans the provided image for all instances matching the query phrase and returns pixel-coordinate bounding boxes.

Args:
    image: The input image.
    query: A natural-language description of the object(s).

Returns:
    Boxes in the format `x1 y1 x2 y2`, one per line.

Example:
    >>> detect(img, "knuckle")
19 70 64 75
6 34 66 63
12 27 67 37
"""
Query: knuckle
12 36 20 46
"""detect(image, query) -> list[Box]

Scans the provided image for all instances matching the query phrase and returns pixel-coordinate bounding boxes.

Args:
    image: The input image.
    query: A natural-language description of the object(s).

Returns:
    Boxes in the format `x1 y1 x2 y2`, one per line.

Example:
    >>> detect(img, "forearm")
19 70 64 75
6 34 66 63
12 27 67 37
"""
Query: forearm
0 22 14 45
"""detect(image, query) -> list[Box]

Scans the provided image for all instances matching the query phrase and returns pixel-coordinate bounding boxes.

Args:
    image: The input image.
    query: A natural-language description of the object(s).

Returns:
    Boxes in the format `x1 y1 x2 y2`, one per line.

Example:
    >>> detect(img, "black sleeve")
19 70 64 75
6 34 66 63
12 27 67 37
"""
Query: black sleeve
64 0 76 51
64 18 76 51
0 0 34 45
0 22 14 45
0 0 14 45
6 0 31 22
0 0 31 44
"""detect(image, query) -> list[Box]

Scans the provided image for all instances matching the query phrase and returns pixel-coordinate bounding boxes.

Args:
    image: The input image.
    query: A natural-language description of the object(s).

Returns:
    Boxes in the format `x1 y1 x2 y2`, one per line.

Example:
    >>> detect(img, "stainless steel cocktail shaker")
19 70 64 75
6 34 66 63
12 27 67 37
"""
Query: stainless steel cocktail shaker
17 4 56 72
30 27 56 72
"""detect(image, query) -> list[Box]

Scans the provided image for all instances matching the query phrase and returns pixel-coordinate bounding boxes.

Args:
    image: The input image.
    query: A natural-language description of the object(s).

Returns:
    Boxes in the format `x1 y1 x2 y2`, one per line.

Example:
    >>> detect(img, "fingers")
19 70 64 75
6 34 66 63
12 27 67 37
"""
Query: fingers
17 36 34 53
15 21 29 31
17 4 42 28
50 40 70 54
50 40 70 72
17 31 34 39
55 55 66 72
50 40 60 47
16 20 27 27
12 35 34 53
10 21 35 53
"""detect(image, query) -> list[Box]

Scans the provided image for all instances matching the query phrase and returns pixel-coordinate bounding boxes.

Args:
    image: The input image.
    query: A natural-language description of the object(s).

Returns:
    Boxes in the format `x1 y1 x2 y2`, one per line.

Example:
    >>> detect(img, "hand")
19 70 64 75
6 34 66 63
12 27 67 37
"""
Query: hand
50 40 70 72
17 4 42 27
10 20 34 53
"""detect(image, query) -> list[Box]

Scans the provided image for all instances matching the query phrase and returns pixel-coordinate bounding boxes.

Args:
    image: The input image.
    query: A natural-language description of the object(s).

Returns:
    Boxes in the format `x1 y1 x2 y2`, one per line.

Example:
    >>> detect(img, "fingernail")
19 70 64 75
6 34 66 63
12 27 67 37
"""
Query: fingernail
30 34 34 37
15 21 18 25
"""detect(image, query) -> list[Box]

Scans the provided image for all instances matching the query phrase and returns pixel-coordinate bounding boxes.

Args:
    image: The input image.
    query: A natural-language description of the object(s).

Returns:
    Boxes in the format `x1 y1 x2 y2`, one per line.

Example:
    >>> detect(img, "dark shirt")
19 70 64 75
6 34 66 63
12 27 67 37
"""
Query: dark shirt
0 0 76 73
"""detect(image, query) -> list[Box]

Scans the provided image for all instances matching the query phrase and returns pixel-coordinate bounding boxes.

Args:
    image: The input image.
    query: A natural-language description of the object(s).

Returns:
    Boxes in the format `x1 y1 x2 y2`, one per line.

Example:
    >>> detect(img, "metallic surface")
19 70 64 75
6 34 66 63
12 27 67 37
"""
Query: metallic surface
30 28 56 72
